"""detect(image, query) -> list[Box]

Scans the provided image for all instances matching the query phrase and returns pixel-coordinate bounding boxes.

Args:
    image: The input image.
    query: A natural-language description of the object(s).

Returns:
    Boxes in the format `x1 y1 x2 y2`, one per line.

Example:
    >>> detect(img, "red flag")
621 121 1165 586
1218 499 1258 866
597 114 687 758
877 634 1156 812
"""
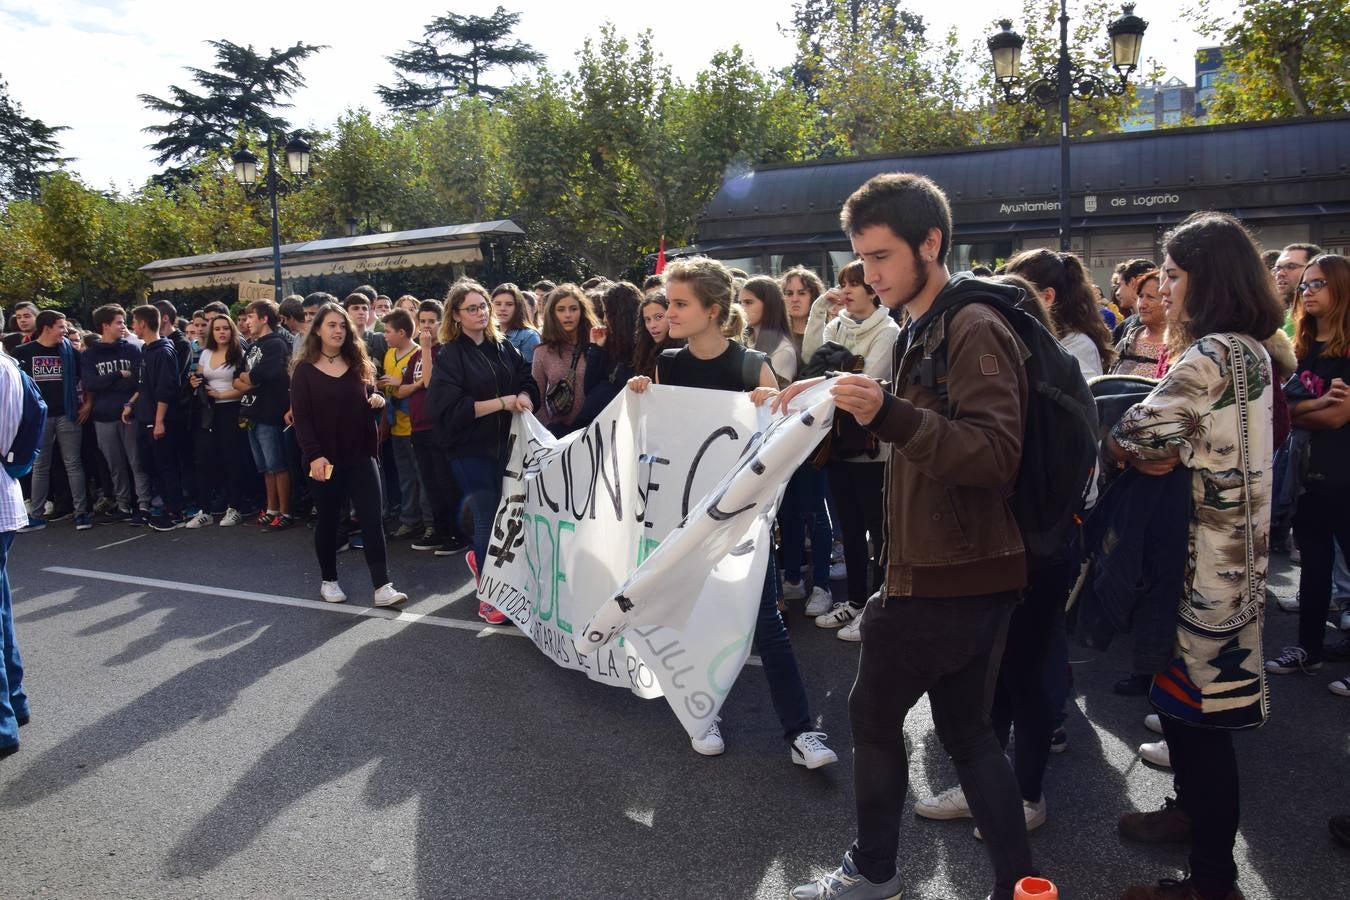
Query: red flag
655 236 666 275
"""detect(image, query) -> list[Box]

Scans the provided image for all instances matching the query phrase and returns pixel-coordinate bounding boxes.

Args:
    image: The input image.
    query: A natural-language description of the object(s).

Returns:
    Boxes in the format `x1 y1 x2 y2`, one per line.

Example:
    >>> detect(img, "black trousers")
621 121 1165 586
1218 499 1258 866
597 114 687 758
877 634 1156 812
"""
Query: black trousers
1293 485 1350 659
410 431 466 540
826 461 885 607
1161 716 1239 896
193 403 246 513
311 457 388 588
849 591 1033 899
138 425 182 516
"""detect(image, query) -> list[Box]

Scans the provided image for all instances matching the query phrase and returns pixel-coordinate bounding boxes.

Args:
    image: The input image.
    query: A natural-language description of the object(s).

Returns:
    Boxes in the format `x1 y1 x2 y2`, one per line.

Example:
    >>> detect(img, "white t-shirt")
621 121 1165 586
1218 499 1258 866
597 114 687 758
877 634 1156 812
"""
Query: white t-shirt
1059 330 1103 380
0 357 30 531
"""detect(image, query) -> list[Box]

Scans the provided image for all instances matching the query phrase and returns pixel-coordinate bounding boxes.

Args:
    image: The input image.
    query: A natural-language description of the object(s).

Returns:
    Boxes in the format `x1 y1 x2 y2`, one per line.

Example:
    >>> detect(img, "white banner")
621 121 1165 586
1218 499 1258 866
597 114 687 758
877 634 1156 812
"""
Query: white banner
477 381 837 738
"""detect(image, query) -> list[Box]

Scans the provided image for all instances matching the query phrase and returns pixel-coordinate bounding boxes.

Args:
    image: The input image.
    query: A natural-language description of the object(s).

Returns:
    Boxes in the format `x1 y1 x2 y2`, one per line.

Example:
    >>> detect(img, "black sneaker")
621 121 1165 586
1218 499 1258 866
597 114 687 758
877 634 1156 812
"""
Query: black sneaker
1049 727 1068 753
129 509 150 527
433 534 469 556
1265 645 1322 674
262 514 295 532
106 507 133 523
411 529 440 551
149 512 183 532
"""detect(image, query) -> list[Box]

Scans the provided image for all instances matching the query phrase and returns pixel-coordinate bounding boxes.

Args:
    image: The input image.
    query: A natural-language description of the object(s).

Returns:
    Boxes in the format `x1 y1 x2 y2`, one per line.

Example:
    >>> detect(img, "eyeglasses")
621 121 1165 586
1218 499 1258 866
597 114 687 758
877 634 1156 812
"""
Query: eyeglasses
1299 279 1327 295
458 303 489 314
1272 262 1304 273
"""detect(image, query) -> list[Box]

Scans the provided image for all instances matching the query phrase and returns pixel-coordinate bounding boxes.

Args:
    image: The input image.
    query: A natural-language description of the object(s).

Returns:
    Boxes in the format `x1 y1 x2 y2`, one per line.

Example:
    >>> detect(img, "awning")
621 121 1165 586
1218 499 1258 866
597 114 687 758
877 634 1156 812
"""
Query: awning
139 220 524 292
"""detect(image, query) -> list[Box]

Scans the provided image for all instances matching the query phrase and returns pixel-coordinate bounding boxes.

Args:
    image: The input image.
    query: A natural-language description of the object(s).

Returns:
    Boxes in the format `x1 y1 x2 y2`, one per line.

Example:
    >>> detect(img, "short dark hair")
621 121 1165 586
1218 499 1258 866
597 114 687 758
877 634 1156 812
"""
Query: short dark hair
34 309 66 334
1165 211 1284 342
643 274 665 290
92 304 126 332
1283 242 1324 260
580 276 605 291
191 309 208 321
837 259 876 299
11 301 37 315
303 291 337 309
343 292 371 310
246 299 281 328
969 265 994 277
153 300 177 328
1261 249 1281 269
382 308 414 336
131 305 161 332
202 301 230 316
417 299 443 316
278 297 305 324
1119 258 1156 283
352 284 378 301
841 172 952 265
532 280 556 294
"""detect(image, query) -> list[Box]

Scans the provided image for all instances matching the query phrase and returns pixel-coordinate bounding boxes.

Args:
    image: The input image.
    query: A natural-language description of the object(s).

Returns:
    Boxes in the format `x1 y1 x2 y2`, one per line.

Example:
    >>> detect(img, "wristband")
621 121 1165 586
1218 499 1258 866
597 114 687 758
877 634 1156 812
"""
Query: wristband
499 396 507 410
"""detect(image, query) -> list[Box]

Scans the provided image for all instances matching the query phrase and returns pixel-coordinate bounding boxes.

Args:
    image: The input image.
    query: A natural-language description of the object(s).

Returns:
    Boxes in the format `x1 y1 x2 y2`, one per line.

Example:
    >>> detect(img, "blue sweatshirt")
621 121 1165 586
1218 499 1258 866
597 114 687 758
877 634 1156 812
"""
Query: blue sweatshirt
82 339 142 423
134 338 180 426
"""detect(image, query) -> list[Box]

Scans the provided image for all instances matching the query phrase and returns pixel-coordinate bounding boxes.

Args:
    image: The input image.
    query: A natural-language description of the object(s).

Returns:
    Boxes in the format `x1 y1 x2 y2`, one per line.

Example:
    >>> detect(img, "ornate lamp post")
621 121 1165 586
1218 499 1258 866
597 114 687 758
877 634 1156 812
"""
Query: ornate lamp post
232 130 311 302
988 2 1148 251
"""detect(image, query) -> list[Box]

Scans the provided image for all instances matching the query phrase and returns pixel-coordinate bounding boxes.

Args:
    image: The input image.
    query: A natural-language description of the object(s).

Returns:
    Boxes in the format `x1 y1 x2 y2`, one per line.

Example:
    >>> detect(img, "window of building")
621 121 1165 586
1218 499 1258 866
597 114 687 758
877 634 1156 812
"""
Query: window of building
1162 110 1182 125
1163 91 1182 111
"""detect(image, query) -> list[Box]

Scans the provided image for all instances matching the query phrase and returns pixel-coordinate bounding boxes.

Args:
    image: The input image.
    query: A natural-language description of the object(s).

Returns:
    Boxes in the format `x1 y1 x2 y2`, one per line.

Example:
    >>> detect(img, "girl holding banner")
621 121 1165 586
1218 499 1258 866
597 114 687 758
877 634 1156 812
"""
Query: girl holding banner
628 256 838 770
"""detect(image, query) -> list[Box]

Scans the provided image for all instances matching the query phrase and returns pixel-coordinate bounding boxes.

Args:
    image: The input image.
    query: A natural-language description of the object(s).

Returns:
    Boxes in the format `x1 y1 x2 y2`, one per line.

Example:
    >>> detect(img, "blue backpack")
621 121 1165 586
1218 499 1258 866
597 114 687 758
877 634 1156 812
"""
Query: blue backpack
4 357 48 479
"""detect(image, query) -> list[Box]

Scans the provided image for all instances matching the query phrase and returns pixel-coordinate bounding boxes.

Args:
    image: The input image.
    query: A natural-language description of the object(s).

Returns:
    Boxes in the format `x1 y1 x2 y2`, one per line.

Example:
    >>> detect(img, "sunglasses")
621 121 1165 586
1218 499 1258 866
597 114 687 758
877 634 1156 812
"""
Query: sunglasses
1298 279 1327 294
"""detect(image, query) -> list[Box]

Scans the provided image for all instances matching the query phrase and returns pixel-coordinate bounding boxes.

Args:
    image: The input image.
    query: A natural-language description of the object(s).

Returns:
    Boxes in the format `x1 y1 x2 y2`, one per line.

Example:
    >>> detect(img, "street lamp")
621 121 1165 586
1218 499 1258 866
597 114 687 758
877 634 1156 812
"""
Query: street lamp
231 128 311 302
345 213 394 237
988 2 1148 251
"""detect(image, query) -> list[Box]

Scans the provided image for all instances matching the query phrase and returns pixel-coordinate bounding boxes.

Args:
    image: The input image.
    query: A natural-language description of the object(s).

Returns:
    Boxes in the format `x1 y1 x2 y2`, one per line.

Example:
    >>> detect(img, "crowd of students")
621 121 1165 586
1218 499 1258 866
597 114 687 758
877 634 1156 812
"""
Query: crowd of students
3 173 1348 897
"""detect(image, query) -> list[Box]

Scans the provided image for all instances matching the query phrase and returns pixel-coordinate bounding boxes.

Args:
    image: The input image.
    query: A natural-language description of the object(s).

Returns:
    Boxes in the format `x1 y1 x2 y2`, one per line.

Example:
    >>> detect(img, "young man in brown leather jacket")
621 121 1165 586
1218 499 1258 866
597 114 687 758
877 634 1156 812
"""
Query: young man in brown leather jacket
783 173 1036 900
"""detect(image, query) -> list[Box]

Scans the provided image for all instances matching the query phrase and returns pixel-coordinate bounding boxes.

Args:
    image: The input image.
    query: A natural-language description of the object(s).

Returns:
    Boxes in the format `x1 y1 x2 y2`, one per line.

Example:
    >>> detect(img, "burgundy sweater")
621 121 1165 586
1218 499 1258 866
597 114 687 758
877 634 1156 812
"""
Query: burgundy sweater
290 361 379 466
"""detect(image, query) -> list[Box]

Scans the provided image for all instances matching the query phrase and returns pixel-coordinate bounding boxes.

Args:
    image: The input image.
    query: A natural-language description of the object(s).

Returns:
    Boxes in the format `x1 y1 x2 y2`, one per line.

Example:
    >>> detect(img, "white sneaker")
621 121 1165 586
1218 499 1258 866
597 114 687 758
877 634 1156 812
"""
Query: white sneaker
1140 739 1171 768
320 581 347 604
781 580 806 602
829 561 847 580
183 511 213 529
838 610 864 642
218 507 242 527
804 586 833 617
691 718 725 756
791 731 838 769
373 583 408 607
815 601 859 629
915 784 971 820
1329 676 1350 697
1143 713 1163 735
975 797 1047 839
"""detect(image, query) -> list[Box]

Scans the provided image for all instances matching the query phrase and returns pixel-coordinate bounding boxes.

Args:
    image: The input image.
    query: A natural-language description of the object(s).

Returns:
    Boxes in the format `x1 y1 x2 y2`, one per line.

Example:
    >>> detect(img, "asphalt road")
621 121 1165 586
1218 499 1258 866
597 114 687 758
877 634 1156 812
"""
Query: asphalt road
2 517 1346 899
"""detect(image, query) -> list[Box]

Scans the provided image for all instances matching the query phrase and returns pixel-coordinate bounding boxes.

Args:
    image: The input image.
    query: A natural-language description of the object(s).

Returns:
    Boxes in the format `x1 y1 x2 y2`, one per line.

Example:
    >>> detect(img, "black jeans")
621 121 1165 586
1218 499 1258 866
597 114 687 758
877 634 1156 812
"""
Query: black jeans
193 403 246 513
311 457 389 588
991 553 1078 804
411 431 466 541
1293 485 1350 659
1161 716 1239 896
138 425 183 516
826 462 885 607
849 592 1033 898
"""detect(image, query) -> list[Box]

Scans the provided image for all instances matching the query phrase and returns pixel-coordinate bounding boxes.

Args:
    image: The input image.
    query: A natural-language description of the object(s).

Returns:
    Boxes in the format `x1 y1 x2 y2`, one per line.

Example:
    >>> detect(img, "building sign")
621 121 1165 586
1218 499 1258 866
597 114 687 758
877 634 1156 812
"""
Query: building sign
996 192 1187 218
237 281 274 302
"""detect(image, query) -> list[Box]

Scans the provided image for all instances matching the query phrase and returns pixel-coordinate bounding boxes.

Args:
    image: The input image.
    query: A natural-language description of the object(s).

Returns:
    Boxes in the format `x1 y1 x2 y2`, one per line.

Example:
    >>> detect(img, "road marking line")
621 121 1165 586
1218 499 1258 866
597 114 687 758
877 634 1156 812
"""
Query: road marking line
94 534 146 551
40 566 762 666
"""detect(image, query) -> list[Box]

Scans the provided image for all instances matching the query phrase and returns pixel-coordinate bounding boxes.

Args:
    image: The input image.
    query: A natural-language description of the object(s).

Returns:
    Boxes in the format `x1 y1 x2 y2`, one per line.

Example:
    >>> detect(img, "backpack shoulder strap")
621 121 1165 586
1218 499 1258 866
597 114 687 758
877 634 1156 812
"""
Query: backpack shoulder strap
742 347 768 391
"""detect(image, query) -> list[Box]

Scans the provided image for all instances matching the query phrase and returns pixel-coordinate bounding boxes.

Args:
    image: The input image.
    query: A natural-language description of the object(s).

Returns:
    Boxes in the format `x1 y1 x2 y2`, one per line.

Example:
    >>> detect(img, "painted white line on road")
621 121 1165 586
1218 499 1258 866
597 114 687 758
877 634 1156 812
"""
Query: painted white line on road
40 566 763 666
94 534 146 551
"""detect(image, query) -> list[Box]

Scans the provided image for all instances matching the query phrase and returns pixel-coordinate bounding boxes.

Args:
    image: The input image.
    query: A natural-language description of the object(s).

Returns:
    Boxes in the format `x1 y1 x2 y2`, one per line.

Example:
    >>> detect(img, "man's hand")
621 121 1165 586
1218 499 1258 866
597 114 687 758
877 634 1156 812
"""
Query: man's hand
153 421 165 440
120 406 133 425
283 408 295 427
77 401 92 425
831 374 885 426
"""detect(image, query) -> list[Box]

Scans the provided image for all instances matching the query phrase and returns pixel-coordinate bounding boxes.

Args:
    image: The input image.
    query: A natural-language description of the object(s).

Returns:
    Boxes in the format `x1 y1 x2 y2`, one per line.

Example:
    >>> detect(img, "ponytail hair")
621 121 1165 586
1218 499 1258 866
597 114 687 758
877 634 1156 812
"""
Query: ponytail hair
722 303 749 343
1005 248 1116 371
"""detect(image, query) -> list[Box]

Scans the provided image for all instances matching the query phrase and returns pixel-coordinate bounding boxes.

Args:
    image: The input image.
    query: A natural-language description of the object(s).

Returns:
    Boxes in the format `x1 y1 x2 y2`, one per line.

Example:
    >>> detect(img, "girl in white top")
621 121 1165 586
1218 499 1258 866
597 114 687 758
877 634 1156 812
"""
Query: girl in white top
184 314 250 528
1005 248 1116 380
739 276 798 387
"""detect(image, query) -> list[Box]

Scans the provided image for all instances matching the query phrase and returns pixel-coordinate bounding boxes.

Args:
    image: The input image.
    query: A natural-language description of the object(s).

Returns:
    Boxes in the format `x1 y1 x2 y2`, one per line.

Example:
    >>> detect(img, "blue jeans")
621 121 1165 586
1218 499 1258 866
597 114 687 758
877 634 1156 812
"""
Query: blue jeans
247 422 287 474
30 417 88 516
1 532 26 749
451 456 502 576
392 435 430 527
778 464 833 586
754 549 813 741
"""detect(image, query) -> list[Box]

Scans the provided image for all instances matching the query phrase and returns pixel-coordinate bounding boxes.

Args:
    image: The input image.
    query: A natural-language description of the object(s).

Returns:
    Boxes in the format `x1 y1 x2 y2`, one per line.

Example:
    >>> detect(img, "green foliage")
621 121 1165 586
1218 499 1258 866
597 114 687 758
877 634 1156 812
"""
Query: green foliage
0 74 70 202
378 6 545 111
1185 0 1350 121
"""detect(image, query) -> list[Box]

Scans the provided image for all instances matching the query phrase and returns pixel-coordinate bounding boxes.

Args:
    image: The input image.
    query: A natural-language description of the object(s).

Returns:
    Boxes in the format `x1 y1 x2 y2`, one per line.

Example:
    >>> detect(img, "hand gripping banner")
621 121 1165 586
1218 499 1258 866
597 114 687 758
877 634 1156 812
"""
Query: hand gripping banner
476 381 836 738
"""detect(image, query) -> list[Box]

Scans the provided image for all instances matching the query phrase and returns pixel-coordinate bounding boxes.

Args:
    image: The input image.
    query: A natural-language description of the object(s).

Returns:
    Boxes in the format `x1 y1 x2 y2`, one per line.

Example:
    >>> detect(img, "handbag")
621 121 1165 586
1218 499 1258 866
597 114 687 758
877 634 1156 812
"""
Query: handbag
545 343 583 418
802 341 879 466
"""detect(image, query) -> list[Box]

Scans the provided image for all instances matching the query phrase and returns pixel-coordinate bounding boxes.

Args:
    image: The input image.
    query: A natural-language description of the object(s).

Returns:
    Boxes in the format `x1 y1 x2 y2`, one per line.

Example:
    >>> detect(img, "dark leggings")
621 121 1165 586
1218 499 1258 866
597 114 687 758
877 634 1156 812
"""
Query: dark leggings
850 592 1032 898
193 403 246 512
411 431 465 540
826 462 885 607
311 457 388 588
1293 485 1350 660
1161 716 1239 897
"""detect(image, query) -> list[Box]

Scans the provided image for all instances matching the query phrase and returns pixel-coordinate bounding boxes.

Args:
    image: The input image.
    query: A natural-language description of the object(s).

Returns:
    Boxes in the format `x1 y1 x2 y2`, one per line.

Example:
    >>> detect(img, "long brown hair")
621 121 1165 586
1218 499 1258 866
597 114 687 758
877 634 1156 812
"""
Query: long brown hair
1162 211 1283 344
1005 248 1115 369
539 283 600 349
439 280 502 345
491 282 537 334
202 313 245 373
1293 254 1350 362
293 303 374 383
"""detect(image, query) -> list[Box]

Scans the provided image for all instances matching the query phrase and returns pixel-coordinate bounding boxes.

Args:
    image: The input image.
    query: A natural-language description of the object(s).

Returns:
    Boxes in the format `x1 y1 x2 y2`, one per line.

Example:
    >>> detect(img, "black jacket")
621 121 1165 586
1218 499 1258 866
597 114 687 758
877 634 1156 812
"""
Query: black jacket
575 343 633 430
135 338 180 426
427 335 538 460
82 339 142 422
239 330 291 426
1077 466 1191 674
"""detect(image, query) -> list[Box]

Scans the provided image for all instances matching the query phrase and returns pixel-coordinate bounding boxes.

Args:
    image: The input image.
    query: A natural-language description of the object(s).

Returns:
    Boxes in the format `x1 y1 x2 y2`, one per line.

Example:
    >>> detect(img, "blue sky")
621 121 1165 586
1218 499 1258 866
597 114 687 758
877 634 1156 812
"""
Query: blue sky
0 0 1205 191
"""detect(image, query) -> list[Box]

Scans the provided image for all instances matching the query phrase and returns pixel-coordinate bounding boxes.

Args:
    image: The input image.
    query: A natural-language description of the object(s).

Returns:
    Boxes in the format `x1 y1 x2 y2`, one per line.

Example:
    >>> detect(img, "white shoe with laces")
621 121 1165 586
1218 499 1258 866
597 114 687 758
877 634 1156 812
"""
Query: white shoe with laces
218 507 242 527
815 602 859 629
975 796 1047 839
691 718 724 756
184 511 213 529
1140 739 1171 768
914 784 972 820
838 610 864 642
1329 676 1350 697
804 586 833 617
1144 713 1163 735
320 581 347 604
791 731 838 769
373 583 408 607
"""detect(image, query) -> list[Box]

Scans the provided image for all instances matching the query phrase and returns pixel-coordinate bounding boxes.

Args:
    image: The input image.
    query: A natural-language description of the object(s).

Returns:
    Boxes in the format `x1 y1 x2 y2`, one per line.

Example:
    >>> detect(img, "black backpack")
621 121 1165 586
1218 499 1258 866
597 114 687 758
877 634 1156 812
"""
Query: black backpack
658 345 766 391
915 278 1099 561
4 357 48 479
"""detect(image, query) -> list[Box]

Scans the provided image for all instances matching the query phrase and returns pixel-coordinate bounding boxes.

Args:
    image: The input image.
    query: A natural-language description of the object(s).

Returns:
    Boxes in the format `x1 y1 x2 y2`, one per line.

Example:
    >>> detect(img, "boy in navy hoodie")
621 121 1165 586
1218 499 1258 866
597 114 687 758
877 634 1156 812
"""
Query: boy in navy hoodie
84 304 151 523
125 305 183 530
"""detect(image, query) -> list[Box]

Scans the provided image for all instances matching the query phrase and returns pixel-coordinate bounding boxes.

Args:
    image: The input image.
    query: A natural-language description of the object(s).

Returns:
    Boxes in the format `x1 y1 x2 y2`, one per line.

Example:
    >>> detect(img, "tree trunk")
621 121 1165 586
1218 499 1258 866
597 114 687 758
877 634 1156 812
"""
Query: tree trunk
1276 42 1310 116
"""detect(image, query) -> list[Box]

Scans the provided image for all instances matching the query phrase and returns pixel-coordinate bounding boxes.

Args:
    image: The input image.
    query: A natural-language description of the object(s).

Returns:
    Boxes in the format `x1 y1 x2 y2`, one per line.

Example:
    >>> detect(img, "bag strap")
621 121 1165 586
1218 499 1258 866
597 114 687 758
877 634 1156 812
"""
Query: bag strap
1223 333 1260 609
567 342 583 375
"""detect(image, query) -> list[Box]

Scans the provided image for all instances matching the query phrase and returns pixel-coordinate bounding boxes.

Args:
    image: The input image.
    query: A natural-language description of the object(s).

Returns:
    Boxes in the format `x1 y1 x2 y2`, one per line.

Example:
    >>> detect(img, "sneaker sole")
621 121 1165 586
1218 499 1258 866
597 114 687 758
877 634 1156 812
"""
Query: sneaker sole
1330 681 1350 697
374 596 407 608
791 750 838 770
1265 662 1322 674
815 618 853 629
915 805 973 821
410 544 438 551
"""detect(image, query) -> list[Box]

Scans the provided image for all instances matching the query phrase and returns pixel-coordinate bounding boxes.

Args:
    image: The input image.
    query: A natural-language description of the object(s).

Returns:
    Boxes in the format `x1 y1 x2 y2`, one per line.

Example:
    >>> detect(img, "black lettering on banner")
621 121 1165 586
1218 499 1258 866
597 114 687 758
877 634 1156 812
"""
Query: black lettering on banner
636 454 670 529
682 427 738 519
488 493 526 567
593 419 623 520
615 594 634 613
502 432 520 480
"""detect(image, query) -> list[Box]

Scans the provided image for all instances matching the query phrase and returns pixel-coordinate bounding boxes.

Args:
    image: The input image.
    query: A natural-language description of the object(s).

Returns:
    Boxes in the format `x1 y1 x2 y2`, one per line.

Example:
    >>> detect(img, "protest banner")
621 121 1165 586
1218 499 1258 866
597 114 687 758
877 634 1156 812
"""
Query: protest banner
477 381 837 739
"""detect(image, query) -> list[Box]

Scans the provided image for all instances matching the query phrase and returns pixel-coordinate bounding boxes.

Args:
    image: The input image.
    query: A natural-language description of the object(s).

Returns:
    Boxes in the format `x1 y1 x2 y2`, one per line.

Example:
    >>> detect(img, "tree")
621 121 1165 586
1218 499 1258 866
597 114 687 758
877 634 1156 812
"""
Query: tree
378 6 545 111
0 75 70 202
782 0 927 102
1185 0 1350 122
139 39 325 172
0 201 67 305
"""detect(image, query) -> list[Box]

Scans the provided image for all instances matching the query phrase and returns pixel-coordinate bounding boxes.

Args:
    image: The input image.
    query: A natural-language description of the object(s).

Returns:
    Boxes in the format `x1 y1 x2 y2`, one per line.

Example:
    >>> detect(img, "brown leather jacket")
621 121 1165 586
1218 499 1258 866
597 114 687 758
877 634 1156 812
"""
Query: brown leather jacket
866 285 1030 598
